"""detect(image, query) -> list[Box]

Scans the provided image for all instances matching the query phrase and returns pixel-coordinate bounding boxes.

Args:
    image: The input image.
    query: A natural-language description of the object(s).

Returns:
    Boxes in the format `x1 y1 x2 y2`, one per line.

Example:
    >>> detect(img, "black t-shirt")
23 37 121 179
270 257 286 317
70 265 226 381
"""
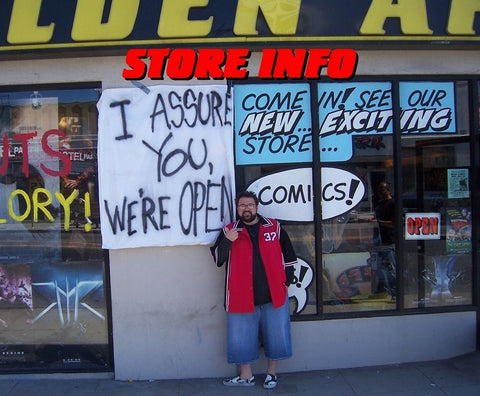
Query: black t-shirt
246 222 272 306
375 198 395 244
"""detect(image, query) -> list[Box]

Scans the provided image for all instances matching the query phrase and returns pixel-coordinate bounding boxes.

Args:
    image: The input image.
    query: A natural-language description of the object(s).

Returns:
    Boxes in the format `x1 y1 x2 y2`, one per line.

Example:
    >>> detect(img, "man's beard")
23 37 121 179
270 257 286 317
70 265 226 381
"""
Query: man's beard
240 211 257 224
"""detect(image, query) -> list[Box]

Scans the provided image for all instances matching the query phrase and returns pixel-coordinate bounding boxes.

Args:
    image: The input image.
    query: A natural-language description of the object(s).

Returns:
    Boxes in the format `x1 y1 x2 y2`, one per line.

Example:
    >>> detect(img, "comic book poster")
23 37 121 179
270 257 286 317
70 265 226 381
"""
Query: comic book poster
446 208 472 253
0 263 32 330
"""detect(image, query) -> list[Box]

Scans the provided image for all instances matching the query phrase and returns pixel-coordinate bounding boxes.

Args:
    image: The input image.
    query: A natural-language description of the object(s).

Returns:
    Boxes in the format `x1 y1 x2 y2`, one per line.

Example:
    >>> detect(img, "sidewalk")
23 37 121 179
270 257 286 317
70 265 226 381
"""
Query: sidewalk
1 351 480 395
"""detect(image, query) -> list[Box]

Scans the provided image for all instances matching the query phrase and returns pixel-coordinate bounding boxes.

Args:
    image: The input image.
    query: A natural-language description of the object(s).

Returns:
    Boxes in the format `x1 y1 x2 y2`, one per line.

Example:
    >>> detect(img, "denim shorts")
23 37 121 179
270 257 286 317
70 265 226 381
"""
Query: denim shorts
226 296 292 364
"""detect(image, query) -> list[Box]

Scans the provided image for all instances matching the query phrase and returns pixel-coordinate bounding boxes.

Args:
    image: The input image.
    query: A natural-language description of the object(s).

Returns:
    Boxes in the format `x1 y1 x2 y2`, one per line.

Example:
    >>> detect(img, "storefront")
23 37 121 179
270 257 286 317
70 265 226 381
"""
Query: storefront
1 0 479 380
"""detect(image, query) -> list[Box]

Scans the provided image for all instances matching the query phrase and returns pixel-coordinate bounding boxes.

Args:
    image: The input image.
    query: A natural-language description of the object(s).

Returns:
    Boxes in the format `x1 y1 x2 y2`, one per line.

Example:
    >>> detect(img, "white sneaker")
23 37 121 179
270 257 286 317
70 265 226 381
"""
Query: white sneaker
263 374 278 389
223 375 255 387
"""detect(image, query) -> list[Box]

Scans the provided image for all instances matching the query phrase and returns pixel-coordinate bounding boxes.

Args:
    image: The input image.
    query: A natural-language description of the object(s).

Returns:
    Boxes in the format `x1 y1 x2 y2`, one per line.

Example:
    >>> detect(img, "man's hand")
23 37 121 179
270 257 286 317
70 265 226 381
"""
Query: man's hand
225 228 239 242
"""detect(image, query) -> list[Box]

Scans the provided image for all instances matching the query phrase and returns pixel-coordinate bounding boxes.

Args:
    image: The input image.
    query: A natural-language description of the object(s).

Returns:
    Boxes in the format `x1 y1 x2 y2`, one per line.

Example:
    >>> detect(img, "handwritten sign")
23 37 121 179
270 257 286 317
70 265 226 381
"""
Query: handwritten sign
97 85 235 249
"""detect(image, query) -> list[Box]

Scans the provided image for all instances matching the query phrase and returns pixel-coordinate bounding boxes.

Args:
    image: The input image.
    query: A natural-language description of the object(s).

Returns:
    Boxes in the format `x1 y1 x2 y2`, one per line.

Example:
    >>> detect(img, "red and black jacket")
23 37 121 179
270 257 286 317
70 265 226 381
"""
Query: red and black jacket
211 216 297 313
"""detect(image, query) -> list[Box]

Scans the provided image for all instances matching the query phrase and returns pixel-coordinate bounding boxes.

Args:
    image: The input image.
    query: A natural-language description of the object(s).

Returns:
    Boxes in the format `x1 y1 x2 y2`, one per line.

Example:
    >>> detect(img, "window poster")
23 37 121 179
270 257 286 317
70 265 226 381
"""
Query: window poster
0 263 32 330
323 252 372 301
317 82 393 162
1 261 108 366
316 81 457 163
447 168 469 199
446 208 472 253
234 83 312 165
399 81 456 134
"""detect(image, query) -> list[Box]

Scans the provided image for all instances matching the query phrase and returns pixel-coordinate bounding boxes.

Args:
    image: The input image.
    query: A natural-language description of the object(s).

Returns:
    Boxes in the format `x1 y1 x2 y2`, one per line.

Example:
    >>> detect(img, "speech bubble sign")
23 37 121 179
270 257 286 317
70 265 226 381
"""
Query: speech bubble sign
320 167 365 220
288 258 313 314
318 82 393 162
246 168 313 222
246 167 365 221
234 83 312 165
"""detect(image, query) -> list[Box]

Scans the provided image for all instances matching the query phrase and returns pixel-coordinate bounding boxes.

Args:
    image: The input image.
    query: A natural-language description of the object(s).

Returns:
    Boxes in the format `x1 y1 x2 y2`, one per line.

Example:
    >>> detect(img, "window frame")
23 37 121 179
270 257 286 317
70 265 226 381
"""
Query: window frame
232 76 480 322
0 81 113 373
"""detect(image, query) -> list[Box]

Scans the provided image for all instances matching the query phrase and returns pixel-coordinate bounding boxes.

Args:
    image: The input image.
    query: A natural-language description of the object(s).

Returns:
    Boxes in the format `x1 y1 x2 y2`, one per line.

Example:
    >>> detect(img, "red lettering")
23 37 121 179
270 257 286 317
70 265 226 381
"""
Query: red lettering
122 48 148 80
407 217 414 235
122 48 357 81
257 48 358 79
326 49 358 79
194 48 250 79
422 217 430 234
167 49 196 80
195 48 226 79
147 48 170 79
303 49 331 78
407 216 440 237
429 217 439 234
40 129 72 177
415 217 422 234
223 48 250 79
258 48 276 78
13 132 37 178
419 217 440 235
272 48 308 79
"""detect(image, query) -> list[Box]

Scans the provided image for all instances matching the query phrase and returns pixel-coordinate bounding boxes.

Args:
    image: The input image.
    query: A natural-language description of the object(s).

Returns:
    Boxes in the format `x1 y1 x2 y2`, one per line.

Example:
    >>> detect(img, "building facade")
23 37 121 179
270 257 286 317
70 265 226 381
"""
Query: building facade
0 0 479 380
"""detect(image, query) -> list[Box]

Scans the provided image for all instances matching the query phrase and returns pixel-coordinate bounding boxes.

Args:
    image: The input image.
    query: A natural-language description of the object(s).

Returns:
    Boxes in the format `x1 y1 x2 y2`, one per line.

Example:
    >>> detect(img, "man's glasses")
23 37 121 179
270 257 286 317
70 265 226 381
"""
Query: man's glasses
237 203 256 210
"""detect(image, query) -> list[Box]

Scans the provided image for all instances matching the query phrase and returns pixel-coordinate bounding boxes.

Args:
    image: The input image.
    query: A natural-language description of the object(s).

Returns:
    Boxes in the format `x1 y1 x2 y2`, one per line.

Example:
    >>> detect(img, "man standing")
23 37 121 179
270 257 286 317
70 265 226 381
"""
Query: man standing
211 191 297 389
372 181 396 298
375 181 395 245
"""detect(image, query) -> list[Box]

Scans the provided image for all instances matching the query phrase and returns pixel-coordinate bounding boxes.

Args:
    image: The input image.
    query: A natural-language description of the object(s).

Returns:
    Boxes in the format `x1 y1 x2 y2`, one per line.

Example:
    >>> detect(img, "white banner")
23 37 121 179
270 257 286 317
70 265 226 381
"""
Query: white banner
97 85 235 249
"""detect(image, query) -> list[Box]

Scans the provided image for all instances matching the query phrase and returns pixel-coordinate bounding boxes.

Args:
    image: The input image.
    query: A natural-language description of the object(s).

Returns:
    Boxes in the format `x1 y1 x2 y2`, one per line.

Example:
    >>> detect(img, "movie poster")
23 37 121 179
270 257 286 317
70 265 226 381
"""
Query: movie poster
446 207 472 253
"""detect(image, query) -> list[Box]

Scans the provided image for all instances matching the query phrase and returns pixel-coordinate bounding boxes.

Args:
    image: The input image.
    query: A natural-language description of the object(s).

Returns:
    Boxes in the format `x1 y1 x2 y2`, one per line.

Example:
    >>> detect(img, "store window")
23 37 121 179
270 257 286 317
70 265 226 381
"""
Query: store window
233 78 475 319
401 81 472 308
233 83 317 316
0 84 111 372
318 82 396 313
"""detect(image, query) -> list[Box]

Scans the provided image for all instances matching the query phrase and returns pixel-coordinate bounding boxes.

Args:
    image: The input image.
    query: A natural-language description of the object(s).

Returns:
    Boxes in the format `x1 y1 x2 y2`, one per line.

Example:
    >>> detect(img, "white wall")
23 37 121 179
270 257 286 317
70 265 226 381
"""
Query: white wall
108 246 229 380
1 50 478 380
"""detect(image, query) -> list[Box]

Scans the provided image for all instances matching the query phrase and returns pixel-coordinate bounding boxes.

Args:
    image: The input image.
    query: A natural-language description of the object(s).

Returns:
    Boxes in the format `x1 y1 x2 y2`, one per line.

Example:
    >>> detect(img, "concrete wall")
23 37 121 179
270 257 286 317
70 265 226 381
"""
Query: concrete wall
1 50 478 380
